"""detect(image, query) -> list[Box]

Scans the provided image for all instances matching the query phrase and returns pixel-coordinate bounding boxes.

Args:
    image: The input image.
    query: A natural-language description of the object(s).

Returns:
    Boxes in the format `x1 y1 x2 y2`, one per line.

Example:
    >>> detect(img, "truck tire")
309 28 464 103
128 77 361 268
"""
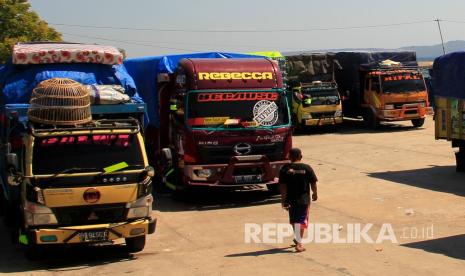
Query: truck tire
172 185 191 201
125 235 146 253
3 200 20 227
266 184 281 195
456 150 465 172
0 185 4 217
25 244 47 261
362 109 379 129
411 118 425 128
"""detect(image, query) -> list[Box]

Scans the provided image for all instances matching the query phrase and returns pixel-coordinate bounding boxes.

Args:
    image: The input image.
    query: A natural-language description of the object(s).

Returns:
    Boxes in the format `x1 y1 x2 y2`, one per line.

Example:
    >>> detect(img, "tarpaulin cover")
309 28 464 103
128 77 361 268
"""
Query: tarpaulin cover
285 53 341 85
0 62 140 104
124 52 262 127
335 51 417 113
247 51 284 58
433 52 465 99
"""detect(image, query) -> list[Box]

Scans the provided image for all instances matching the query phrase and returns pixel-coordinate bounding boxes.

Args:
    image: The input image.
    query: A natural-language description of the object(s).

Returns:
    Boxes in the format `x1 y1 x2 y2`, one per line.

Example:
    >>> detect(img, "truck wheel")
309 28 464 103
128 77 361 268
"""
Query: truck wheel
172 186 191 201
455 150 465 172
362 110 379 129
25 244 45 261
0 185 4 217
3 200 20 227
266 184 281 195
411 118 425 128
125 235 146 253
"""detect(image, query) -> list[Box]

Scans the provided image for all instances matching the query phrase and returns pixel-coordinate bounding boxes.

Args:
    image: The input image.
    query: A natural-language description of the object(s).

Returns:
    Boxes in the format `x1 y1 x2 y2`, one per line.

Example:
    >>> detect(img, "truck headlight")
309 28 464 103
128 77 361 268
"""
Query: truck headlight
194 169 213 178
302 113 312 120
384 104 394 110
24 201 58 226
126 195 153 219
334 110 343 117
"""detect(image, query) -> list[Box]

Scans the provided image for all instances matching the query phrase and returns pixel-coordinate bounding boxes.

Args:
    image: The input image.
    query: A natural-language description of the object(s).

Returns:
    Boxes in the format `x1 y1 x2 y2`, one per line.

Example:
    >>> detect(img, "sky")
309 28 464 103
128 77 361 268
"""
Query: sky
29 0 465 58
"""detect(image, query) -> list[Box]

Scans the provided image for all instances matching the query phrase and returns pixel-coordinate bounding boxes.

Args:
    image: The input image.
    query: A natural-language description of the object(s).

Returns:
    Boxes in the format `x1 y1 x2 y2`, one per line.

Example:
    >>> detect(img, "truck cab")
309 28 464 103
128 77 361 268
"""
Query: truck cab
292 81 343 127
159 58 292 192
361 67 433 127
1 104 156 255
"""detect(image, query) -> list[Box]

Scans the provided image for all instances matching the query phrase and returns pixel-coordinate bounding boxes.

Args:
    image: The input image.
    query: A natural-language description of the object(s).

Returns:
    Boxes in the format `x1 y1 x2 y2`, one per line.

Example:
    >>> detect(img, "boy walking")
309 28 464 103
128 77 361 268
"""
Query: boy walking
279 148 318 252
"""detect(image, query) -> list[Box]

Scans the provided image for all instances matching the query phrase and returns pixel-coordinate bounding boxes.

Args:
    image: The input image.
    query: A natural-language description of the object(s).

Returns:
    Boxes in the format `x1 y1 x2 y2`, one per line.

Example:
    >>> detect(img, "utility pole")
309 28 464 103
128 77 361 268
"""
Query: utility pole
435 19 446 55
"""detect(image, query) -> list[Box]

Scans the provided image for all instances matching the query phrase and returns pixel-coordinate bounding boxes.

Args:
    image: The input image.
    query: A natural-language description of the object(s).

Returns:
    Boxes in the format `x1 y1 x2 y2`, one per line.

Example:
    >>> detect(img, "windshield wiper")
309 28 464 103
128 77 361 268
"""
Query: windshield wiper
43 167 102 181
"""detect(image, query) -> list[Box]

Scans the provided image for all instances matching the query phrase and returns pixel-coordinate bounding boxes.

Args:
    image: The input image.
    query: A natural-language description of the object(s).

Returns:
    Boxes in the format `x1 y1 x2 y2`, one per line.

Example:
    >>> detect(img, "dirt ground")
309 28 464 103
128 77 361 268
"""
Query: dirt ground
1 116 465 275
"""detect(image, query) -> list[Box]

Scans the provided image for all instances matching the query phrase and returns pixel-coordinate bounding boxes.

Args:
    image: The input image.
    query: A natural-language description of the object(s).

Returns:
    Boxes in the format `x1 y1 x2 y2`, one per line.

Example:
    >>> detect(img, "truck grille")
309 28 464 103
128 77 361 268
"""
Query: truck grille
393 102 422 109
198 142 284 164
311 112 335 119
53 203 127 226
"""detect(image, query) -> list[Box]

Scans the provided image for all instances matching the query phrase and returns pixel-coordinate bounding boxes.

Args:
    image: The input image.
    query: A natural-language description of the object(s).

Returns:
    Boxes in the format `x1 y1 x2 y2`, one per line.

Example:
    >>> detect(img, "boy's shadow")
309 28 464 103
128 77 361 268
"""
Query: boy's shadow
225 246 295 257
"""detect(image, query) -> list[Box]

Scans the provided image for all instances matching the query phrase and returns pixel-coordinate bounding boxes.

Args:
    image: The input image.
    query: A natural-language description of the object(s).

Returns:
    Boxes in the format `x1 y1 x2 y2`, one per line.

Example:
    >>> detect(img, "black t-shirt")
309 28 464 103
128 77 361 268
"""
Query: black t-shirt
279 162 318 205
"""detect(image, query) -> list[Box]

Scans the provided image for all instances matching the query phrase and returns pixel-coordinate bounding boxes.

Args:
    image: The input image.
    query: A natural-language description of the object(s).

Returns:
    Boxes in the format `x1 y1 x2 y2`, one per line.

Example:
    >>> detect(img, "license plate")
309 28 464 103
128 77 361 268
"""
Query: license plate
234 174 262 184
79 230 109 242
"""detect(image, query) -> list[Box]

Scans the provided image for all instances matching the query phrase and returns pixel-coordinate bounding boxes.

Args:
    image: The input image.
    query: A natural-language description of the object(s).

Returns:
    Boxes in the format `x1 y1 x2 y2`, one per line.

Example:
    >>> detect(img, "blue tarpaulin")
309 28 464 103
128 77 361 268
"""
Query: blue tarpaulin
433 52 465 99
124 52 262 127
0 62 140 104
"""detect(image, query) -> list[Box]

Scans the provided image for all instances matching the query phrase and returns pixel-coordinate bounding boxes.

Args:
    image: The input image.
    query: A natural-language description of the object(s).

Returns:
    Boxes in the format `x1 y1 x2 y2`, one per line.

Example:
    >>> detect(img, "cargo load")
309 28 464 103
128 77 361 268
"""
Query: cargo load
12 42 123 65
432 52 465 172
286 52 341 85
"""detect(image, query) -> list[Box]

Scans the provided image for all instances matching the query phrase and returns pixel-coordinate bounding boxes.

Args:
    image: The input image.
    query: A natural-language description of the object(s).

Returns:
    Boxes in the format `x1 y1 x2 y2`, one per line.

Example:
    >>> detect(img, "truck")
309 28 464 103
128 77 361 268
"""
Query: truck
432 52 465 172
335 51 433 128
125 54 292 194
285 53 343 128
0 43 156 257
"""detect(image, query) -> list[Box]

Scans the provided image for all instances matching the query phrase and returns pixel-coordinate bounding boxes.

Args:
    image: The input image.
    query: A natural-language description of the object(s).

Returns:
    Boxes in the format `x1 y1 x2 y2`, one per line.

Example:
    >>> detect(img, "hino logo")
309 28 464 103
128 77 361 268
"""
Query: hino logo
233 143 252 155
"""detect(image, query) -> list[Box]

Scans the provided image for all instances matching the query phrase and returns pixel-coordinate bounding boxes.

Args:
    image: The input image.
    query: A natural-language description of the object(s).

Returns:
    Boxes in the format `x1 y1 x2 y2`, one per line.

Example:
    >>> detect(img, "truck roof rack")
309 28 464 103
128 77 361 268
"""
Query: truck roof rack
364 66 421 72
30 118 141 136
300 81 337 90
5 102 145 121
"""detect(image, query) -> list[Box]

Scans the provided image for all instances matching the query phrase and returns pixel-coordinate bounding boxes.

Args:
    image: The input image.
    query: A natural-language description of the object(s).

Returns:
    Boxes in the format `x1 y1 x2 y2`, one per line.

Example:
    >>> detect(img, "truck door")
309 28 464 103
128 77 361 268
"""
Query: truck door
364 76 381 109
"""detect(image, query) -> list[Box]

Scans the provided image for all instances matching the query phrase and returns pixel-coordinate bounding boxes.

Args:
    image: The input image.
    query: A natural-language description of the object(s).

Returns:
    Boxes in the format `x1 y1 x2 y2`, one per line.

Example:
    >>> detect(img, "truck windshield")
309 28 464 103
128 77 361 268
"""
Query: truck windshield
32 134 144 175
301 88 340 105
186 90 290 128
381 73 426 93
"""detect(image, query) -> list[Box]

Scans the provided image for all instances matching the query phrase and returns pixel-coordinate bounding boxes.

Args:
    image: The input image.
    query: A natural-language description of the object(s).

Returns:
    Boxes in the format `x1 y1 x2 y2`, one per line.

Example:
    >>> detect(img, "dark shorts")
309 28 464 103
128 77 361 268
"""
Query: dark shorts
289 204 310 228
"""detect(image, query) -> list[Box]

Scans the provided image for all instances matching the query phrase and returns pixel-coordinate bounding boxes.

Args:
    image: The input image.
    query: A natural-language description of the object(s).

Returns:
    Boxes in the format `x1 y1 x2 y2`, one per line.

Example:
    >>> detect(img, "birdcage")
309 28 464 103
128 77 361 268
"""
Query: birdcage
28 78 92 125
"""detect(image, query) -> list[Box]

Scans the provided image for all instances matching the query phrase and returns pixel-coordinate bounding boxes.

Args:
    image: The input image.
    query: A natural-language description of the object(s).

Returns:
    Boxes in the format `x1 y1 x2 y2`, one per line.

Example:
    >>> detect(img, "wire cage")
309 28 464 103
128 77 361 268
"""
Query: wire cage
28 78 92 125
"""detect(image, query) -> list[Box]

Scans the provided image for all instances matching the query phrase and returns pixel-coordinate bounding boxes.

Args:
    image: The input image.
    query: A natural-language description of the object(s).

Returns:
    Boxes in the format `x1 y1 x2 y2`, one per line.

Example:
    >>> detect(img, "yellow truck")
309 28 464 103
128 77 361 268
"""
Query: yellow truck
0 43 156 258
432 53 465 171
291 81 343 127
285 53 343 128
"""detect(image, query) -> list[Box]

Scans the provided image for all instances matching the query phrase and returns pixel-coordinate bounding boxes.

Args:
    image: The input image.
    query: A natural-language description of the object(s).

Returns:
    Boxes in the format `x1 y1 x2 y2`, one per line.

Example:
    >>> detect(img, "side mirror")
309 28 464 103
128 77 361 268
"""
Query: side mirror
161 148 173 167
6 153 18 171
169 98 182 114
6 153 22 186
145 166 155 177
345 90 350 98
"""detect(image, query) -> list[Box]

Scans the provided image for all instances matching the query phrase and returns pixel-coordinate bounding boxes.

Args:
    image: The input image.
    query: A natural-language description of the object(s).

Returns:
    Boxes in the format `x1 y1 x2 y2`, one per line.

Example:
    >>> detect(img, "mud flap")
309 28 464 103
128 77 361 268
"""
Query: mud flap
163 168 177 190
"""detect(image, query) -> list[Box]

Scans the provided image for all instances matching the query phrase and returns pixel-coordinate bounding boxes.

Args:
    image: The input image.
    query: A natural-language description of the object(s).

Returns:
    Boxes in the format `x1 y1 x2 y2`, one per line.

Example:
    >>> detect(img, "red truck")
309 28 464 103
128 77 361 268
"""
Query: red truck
143 58 292 194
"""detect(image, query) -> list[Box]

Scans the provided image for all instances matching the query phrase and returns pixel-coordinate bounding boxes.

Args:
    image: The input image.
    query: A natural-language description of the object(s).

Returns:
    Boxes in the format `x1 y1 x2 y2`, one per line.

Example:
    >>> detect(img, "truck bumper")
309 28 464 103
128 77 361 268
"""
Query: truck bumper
26 217 156 245
183 156 289 187
378 106 433 121
303 116 343 126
